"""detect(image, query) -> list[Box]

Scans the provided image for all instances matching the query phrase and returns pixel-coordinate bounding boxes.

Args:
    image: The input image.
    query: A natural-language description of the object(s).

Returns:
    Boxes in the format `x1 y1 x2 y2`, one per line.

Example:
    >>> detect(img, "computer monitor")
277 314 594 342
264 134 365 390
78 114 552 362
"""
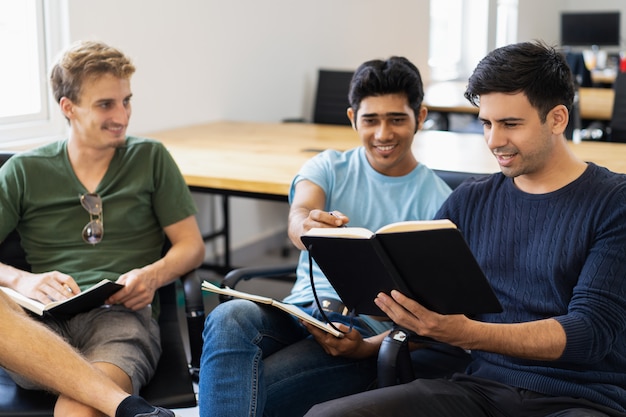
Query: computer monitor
560 11 621 47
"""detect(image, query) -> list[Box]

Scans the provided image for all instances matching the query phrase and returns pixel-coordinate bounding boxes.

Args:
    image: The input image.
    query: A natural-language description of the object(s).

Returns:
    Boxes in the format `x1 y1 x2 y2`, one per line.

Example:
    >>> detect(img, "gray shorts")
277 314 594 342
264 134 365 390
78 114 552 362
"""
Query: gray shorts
11 304 161 394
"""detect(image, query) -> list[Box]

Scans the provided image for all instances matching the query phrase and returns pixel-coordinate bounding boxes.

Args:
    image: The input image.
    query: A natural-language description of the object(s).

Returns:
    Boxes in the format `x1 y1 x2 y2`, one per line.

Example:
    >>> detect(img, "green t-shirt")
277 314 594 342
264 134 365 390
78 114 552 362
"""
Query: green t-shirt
0 137 197 290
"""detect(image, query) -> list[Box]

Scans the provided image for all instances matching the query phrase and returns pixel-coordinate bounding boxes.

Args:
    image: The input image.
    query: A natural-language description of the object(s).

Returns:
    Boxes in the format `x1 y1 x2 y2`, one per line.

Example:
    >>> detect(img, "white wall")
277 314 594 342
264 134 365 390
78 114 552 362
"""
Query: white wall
65 0 431 257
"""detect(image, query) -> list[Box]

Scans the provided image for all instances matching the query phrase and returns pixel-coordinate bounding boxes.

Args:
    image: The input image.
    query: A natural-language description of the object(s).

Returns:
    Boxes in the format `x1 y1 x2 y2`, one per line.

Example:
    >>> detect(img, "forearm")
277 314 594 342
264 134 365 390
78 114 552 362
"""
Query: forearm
379 291 567 361
288 207 311 250
143 215 205 288
447 318 566 361
142 238 204 287
0 262 28 289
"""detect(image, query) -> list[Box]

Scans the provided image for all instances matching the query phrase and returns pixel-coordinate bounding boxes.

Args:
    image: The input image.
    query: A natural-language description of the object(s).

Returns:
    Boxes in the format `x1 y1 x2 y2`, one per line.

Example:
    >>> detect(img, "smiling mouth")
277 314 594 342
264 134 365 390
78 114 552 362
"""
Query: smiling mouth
495 153 515 159
104 124 126 135
493 152 518 166
375 144 396 151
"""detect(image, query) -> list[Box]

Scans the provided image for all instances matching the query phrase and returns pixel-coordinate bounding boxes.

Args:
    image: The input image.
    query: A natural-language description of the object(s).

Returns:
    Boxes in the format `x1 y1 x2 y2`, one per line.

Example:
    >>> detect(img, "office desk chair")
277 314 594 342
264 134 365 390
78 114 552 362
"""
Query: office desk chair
0 151 204 415
285 69 354 126
312 69 354 126
564 52 593 88
219 169 487 388
608 71 626 143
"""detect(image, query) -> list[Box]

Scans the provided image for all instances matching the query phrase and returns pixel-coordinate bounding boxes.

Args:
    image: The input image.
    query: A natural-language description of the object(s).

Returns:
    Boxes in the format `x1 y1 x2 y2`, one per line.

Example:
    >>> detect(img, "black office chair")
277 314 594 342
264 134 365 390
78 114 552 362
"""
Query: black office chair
312 69 354 126
562 51 592 141
608 72 626 143
285 69 354 126
219 169 488 388
564 51 593 88
0 151 204 415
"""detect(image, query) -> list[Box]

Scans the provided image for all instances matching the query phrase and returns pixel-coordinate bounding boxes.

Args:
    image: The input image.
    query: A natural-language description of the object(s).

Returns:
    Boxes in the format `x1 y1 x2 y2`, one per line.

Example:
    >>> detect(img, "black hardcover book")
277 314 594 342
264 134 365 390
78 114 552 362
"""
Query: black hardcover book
1 279 124 318
300 219 501 317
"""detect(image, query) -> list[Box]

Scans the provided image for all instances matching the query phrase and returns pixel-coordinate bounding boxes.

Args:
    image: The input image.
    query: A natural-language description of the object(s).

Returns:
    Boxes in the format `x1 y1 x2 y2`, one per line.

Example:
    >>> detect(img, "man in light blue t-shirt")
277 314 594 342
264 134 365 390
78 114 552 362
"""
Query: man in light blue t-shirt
199 57 470 417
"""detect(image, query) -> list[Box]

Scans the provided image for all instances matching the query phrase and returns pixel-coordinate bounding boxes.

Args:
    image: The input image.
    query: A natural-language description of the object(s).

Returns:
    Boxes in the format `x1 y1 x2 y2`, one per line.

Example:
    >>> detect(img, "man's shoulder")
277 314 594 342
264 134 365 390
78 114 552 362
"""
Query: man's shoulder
7 141 65 168
586 162 626 186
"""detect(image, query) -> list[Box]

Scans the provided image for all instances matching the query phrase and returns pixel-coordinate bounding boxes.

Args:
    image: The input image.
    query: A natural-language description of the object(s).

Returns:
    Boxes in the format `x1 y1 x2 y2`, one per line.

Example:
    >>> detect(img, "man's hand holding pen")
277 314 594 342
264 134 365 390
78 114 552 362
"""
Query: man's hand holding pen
328 210 348 228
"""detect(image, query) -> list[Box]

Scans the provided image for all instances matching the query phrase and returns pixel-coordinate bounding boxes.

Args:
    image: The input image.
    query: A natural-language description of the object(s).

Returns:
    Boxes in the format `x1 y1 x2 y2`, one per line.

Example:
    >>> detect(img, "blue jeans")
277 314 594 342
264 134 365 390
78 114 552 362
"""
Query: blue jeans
198 299 471 417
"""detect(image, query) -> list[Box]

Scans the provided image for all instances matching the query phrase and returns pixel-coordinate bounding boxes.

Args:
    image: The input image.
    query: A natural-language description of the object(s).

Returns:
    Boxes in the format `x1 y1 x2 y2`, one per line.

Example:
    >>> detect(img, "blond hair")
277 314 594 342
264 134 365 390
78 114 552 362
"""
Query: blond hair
50 40 135 104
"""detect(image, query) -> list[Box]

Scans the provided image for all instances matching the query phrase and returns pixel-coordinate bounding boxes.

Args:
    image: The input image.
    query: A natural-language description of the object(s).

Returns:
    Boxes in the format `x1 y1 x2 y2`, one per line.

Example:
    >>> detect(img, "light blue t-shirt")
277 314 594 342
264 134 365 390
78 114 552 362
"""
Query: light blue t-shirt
284 147 452 306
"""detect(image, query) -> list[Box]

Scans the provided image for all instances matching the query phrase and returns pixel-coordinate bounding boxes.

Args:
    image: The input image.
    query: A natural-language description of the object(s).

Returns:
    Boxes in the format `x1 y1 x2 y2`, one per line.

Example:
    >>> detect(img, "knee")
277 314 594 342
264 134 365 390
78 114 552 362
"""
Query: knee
202 299 261 341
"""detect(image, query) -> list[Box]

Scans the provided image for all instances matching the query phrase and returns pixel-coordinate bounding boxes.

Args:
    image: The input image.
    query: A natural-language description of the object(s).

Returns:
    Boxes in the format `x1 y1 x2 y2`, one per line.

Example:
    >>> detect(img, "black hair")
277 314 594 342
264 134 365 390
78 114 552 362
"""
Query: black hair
348 56 424 120
465 41 575 122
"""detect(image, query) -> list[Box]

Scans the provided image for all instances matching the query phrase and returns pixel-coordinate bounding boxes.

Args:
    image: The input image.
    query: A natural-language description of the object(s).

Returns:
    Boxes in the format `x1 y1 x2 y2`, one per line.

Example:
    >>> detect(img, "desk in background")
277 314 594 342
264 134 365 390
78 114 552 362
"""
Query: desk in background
578 87 614 121
424 82 615 122
146 121 626 272
591 69 617 86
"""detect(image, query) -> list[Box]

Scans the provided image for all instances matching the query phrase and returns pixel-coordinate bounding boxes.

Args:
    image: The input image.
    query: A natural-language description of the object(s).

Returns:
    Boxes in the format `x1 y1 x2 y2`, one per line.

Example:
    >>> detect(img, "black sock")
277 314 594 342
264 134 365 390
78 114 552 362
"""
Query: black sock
115 395 156 417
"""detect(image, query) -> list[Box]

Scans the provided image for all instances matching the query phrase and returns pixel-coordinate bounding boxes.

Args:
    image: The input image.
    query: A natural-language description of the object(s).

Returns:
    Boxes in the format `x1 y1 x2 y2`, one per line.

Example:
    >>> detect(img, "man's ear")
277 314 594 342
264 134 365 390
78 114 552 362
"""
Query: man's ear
549 104 569 135
59 97 74 120
416 105 428 132
347 107 357 130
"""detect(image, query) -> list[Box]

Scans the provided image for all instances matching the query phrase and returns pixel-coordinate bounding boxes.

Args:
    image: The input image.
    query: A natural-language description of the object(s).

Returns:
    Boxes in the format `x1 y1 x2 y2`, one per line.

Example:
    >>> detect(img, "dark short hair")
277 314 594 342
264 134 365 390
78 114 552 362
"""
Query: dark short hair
348 56 424 120
50 40 135 105
465 41 575 122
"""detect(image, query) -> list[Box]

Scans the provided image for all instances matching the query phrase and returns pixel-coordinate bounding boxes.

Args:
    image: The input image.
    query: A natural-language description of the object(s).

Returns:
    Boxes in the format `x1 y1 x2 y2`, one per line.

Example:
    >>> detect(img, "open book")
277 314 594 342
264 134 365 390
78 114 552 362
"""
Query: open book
0 279 124 318
202 281 344 338
300 219 501 317
303 219 457 239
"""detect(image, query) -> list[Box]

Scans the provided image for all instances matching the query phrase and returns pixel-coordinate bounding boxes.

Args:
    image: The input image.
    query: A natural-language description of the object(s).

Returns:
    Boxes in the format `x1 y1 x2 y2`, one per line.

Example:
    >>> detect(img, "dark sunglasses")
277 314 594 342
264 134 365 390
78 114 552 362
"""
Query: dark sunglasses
80 193 103 245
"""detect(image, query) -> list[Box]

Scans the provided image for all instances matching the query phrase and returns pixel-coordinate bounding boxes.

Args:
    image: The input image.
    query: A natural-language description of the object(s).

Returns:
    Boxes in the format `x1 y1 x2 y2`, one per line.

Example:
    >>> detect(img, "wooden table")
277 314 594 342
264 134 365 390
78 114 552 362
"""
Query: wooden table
424 82 615 122
591 69 617 85
578 87 614 120
147 121 361 198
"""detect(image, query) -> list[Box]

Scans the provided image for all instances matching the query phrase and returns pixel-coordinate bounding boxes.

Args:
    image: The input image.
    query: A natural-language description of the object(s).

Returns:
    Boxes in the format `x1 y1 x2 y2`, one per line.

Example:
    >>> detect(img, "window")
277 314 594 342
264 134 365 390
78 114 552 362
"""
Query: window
429 0 518 81
495 0 518 48
0 0 68 144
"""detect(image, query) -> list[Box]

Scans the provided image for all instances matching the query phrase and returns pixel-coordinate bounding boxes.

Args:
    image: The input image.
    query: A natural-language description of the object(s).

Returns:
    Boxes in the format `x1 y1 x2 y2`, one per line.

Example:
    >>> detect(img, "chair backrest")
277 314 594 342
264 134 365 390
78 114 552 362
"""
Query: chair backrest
0 153 29 271
609 71 626 143
312 69 354 126
433 169 488 190
564 52 592 88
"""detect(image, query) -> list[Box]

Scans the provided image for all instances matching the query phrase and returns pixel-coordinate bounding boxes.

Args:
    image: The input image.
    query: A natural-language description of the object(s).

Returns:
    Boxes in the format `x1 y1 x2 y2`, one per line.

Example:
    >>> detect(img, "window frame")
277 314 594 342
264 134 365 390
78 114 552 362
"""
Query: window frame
0 0 69 145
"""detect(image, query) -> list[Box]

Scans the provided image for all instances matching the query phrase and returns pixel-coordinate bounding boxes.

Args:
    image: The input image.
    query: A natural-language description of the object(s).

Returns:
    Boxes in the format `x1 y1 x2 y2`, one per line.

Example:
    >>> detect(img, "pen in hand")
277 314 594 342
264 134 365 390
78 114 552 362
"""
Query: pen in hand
329 211 348 228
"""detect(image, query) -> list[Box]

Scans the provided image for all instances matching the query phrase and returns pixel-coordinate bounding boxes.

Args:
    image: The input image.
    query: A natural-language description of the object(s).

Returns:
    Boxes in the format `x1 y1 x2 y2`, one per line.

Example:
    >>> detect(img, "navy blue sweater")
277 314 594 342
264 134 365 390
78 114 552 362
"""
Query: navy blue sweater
437 163 626 412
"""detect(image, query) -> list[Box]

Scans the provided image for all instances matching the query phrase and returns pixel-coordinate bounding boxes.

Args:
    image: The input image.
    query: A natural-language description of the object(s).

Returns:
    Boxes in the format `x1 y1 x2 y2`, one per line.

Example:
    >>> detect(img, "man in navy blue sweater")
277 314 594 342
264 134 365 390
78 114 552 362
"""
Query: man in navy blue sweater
305 41 626 417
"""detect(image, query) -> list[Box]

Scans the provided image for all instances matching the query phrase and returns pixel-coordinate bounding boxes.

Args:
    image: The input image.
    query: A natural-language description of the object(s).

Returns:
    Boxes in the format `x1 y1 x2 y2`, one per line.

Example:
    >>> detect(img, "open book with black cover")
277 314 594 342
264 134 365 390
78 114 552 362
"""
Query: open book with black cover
0 279 124 318
300 219 502 317
202 281 344 338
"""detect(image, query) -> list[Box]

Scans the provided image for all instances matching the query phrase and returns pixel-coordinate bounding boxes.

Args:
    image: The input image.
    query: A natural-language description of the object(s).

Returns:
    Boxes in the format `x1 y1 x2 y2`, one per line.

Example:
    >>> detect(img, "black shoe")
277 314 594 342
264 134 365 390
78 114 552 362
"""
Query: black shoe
116 396 179 417
133 407 178 417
